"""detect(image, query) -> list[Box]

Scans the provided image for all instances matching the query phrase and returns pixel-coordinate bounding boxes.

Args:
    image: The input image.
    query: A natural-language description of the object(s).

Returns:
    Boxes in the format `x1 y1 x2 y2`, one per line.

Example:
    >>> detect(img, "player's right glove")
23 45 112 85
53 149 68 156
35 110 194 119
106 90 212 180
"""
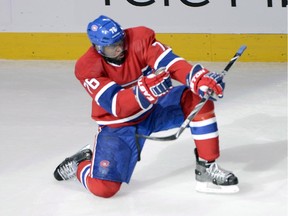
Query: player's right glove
186 64 225 100
134 71 173 109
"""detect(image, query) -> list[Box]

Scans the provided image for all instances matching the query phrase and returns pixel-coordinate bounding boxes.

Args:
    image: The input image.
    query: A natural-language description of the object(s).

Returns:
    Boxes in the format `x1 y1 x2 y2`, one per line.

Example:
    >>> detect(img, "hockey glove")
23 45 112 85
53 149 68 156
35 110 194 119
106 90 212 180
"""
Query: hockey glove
134 71 173 109
186 64 225 100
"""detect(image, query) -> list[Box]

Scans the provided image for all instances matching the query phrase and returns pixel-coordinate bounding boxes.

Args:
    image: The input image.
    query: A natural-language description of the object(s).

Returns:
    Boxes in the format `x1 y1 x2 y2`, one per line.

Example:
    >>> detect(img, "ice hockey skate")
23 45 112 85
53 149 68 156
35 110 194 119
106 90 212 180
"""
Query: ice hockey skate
54 145 92 181
194 148 239 194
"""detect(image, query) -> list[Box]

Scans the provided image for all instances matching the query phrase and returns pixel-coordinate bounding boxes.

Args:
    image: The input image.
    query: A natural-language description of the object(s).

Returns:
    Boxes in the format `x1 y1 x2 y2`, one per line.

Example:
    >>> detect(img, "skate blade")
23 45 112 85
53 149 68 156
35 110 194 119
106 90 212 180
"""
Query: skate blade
196 182 239 194
80 144 91 151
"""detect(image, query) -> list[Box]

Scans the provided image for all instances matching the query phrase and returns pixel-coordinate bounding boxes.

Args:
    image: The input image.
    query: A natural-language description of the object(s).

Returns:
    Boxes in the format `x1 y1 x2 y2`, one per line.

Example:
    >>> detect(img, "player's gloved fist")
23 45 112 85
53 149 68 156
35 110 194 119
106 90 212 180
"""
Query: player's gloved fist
134 71 173 109
197 72 225 100
186 64 225 100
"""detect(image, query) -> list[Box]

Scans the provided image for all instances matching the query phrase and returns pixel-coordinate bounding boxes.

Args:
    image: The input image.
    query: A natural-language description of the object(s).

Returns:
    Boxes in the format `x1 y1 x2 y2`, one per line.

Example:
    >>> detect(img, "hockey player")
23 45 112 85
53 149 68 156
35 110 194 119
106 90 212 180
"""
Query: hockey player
53 15 239 198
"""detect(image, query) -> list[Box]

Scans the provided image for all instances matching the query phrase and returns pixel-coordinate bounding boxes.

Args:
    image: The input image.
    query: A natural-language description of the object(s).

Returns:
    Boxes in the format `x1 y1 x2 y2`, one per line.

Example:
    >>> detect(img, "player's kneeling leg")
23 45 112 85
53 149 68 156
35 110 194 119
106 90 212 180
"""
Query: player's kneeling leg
77 160 122 198
87 177 121 198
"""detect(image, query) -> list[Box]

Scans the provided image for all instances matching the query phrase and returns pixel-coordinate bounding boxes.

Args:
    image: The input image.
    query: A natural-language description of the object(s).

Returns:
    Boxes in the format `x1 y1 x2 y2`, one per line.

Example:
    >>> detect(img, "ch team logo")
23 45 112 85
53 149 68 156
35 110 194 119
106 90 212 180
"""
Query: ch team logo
100 160 110 168
91 25 98 31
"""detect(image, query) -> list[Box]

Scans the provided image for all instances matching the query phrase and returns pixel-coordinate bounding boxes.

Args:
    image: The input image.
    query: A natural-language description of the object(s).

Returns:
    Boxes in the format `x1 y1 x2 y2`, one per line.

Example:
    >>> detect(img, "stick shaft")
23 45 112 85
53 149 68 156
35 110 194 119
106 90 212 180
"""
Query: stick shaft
137 45 247 141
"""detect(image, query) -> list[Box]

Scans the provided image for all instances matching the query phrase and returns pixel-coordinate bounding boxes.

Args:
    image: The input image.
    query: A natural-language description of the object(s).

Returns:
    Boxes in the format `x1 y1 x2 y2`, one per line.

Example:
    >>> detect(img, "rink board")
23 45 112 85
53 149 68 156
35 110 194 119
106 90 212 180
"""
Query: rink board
0 33 286 62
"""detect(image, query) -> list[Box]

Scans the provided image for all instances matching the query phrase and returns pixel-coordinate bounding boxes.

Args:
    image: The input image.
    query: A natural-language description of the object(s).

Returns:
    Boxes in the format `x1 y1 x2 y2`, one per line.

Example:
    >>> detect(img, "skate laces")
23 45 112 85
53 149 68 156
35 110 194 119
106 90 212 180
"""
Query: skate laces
206 162 232 183
57 160 77 180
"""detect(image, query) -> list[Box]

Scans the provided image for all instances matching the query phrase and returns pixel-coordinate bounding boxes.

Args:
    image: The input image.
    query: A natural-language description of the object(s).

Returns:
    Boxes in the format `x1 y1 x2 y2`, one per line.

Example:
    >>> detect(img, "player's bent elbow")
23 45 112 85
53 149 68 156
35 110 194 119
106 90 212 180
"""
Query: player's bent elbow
87 178 122 198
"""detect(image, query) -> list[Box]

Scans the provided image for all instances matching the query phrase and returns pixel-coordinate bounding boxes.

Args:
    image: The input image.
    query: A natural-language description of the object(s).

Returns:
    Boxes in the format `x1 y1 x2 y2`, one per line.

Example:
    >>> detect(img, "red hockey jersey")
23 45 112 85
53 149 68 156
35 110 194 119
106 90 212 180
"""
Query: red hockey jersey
75 26 193 127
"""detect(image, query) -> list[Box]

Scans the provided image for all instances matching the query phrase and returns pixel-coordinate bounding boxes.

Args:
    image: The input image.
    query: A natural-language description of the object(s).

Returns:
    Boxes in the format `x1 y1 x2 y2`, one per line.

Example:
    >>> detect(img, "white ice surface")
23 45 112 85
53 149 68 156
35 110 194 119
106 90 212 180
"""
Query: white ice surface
0 60 287 216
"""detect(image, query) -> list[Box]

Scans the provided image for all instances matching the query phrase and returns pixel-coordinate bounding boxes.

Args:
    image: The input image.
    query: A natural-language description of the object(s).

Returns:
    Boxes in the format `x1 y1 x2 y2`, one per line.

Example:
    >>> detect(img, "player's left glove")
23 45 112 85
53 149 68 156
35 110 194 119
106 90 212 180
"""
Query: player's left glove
134 71 173 109
186 64 225 100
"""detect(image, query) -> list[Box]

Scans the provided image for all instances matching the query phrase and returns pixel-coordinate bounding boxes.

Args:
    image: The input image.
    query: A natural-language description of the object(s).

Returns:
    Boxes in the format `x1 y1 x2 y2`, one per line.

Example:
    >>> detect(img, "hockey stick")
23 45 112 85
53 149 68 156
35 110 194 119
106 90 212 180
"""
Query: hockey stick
136 45 247 141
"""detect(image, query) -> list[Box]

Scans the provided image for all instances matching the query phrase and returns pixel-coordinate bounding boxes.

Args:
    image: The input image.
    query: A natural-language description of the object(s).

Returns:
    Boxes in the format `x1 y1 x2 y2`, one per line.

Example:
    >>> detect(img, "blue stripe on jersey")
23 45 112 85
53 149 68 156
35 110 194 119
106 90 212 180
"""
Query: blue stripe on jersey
191 122 218 135
157 50 180 69
98 84 122 114
142 65 153 76
133 86 151 109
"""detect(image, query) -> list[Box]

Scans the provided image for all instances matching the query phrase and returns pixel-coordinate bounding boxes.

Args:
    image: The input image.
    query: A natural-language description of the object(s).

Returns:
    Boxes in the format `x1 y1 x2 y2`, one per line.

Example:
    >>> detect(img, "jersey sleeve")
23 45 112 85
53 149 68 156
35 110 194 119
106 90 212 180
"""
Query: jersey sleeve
75 52 143 118
143 30 195 85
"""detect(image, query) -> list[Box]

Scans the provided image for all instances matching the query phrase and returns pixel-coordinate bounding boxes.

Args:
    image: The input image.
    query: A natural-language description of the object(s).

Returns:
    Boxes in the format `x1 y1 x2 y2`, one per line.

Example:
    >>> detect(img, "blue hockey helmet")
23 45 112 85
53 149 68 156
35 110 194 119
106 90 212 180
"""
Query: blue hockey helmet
87 15 125 57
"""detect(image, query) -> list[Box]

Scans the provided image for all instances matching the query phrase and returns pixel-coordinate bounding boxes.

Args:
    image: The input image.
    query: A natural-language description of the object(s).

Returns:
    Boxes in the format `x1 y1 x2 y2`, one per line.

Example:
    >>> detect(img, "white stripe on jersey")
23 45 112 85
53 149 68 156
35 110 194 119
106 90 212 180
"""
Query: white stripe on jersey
166 57 184 70
111 92 118 117
111 89 125 117
120 66 149 88
121 79 138 87
141 65 150 72
154 48 172 69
